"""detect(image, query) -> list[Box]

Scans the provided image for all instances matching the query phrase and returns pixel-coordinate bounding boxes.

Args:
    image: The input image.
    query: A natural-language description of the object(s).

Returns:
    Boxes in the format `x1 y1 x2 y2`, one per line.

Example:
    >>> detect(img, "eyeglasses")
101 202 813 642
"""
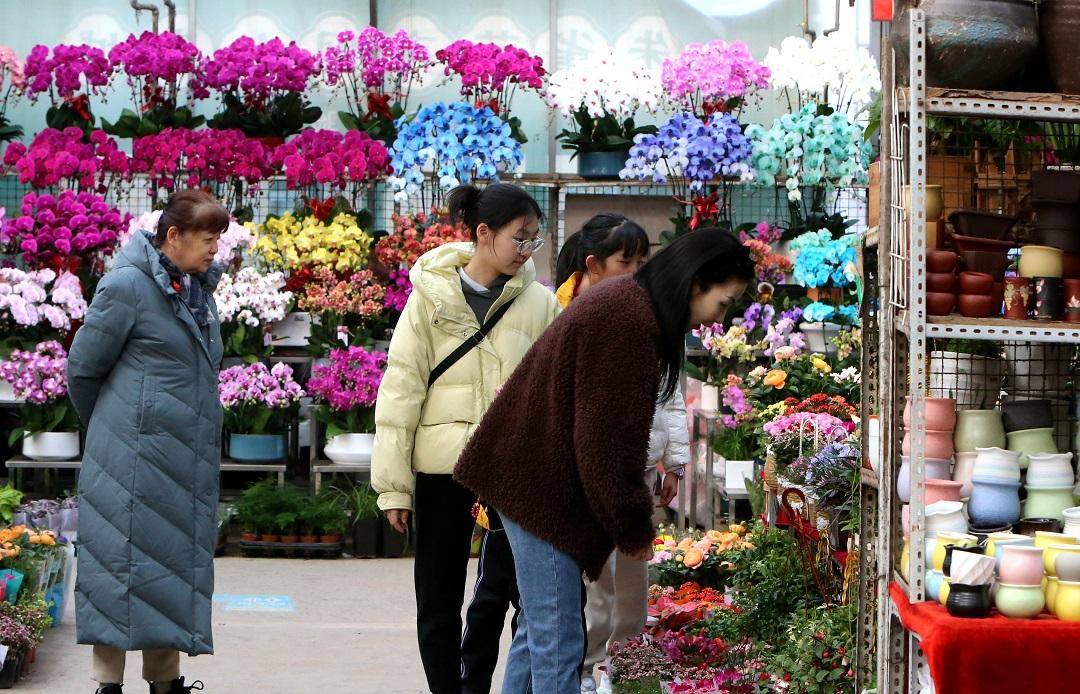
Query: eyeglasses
511 236 545 255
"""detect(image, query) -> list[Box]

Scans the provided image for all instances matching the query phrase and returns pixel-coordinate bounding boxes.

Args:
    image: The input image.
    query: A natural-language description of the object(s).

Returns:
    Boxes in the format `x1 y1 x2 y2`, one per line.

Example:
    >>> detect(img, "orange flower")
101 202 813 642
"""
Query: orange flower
763 369 787 389
677 538 695 552
682 548 705 569
729 523 747 535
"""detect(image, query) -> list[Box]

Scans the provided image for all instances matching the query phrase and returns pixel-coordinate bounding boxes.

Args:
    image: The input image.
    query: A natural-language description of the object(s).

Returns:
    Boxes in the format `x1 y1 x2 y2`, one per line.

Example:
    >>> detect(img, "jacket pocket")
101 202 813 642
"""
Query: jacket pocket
419 384 478 426
138 375 157 434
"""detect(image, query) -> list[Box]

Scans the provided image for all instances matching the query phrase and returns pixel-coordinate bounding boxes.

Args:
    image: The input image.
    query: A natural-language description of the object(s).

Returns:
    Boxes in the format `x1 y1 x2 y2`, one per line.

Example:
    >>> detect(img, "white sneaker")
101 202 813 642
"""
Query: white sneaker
580 675 597 693
596 673 612 694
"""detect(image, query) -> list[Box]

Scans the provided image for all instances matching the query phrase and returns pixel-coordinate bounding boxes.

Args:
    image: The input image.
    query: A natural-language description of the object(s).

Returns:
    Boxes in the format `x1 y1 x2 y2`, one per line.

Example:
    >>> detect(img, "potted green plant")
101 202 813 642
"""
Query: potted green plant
219 362 304 463
331 484 381 557
235 480 276 542
317 498 348 545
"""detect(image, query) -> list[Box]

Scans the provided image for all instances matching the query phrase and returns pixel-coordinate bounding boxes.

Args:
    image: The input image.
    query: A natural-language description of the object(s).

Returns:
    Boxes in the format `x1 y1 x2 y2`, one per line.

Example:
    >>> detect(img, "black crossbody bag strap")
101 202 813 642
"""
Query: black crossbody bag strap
427 298 516 388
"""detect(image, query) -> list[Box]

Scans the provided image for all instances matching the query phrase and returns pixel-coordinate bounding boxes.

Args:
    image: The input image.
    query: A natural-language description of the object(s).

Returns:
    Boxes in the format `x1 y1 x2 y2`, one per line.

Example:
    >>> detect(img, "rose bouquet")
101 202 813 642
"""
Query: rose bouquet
296 268 387 355
661 40 770 119
2 190 129 278
104 31 205 137
649 524 752 590
218 361 305 436
23 43 112 135
620 112 751 242
544 51 660 160
307 346 386 438
739 221 791 287
435 40 545 143
745 103 870 238
0 268 86 354
324 27 431 144
213 267 292 361
0 341 80 446
0 45 25 144
200 37 322 139
388 102 523 207
377 211 471 268
252 211 373 275
270 128 390 206
3 127 130 194
764 34 880 119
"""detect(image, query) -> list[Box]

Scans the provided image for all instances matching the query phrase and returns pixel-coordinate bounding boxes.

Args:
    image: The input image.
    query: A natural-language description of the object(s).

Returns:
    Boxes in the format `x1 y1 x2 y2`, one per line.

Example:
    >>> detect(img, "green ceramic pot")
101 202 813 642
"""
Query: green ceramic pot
1005 427 1058 469
1024 487 1077 521
994 582 1046 618
954 410 1007 453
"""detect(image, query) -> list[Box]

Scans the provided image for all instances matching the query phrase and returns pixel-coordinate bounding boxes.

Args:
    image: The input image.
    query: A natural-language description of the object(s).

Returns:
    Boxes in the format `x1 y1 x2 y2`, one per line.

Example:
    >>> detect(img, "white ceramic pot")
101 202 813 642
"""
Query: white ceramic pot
799 321 842 355
953 452 978 498
1026 452 1075 488
699 384 720 412
926 500 969 537
22 432 80 462
0 381 23 403
972 447 1022 483
897 456 953 503
867 416 881 473
323 433 374 465
928 351 1003 410
1004 343 1072 396
271 311 313 347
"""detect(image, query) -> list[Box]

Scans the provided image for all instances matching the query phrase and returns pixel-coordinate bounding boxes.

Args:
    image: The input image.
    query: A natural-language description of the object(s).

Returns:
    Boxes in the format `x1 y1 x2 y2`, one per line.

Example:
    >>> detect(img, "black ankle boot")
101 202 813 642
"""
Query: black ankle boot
149 678 203 694
96 686 123 694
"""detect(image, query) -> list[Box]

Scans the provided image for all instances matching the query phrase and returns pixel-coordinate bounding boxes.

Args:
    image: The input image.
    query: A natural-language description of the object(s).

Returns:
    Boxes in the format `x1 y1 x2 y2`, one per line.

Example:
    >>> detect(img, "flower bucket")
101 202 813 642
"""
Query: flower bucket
21 432 80 462
0 381 22 404
324 433 374 465
228 433 286 463
577 149 629 179
270 311 313 347
799 321 841 355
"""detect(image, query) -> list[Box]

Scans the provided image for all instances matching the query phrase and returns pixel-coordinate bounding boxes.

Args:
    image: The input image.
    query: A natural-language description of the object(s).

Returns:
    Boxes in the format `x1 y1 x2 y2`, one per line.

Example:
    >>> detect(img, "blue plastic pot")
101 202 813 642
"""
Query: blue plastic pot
969 477 1022 526
229 433 286 463
577 150 630 179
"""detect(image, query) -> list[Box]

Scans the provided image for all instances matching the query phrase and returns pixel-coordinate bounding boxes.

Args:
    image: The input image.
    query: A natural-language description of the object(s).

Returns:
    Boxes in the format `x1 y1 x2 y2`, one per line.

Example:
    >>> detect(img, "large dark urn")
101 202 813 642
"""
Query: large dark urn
893 0 1039 90
1041 0 1080 94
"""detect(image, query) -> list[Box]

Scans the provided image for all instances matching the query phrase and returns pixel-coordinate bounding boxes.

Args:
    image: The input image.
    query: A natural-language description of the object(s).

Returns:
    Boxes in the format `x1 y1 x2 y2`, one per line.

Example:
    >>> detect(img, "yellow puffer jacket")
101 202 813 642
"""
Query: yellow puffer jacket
371 242 561 510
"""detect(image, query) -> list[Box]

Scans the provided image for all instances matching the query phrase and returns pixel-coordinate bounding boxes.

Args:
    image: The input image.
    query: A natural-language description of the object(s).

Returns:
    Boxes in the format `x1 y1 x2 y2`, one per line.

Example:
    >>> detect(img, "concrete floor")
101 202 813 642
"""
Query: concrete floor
19 557 509 694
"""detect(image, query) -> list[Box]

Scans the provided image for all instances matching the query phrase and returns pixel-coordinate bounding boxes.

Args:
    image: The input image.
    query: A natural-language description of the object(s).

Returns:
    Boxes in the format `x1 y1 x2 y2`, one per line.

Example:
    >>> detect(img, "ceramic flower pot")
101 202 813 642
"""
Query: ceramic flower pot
995 582 1046 618
904 184 945 222
1034 530 1078 551
323 433 374 465
944 544 985 578
271 311 313 347
1026 452 1075 488
1056 550 1080 583
926 500 969 538
939 575 954 605
953 452 978 498
969 478 1022 526
1003 277 1034 319
902 430 956 459
958 293 996 318
959 271 995 295
1024 487 1077 521
950 551 997 586
927 569 945 602
577 149 632 179
936 532 979 573
1005 428 1058 469
954 411 1007 453
1001 400 1055 433
21 432 80 462
980 530 1024 555
927 292 957 316
1045 543 1080 577
799 322 841 355
991 535 1035 571
1016 517 1063 537
928 351 1003 410
1019 245 1064 278
1033 276 1066 320
1004 342 1072 396
947 582 993 618
1064 507 1080 540
699 384 720 412
897 456 953 503
1055 580 1080 622
904 397 958 430
1047 575 1062 616
928 249 959 273
228 433 286 463
972 447 1022 483
927 479 965 505
900 540 911 581
928 272 958 293
999 545 1046 585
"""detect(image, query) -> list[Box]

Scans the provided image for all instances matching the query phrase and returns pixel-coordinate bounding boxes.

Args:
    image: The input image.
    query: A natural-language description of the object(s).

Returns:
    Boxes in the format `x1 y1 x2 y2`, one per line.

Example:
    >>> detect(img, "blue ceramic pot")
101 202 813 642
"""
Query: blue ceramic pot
969 478 1022 526
577 150 630 179
927 569 945 602
229 433 286 463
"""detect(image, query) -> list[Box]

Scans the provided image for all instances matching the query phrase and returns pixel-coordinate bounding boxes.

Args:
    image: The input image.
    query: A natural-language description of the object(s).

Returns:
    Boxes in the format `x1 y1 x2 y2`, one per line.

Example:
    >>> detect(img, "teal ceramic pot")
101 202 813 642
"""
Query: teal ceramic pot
229 433 286 463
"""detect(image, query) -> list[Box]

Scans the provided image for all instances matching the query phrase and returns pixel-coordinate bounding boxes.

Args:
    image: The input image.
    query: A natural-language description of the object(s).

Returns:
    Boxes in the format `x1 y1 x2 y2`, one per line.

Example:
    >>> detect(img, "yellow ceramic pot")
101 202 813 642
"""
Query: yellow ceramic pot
939 576 953 606
1047 576 1061 616
986 532 1029 558
1056 580 1080 622
1044 543 1080 577
1019 245 1064 279
900 540 910 581
931 532 978 572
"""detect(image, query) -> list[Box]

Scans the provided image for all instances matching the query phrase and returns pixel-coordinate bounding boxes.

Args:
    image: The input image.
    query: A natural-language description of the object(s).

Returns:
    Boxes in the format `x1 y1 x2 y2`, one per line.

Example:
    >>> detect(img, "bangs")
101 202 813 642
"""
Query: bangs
609 222 650 259
191 201 230 235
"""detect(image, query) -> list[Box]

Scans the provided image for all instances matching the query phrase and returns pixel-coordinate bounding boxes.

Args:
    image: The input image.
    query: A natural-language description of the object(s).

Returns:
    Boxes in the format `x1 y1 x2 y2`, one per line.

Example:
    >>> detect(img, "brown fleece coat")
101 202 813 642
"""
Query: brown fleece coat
454 276 660 581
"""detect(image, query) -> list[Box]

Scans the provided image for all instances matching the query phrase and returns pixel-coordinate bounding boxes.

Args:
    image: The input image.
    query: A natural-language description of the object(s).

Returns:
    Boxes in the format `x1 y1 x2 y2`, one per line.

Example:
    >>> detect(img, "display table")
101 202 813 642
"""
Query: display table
311 460 370 492
4 456 287 488
890 582 1080 694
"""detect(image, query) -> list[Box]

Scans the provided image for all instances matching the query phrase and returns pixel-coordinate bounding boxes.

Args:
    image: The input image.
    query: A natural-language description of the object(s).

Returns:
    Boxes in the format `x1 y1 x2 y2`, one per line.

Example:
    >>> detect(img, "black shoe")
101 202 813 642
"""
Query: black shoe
149 679 204 694
96 686 123 694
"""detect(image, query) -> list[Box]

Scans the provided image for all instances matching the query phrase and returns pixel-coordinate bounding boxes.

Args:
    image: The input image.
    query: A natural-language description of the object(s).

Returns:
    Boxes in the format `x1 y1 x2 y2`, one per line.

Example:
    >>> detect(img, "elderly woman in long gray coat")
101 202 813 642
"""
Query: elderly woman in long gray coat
67 189 228 694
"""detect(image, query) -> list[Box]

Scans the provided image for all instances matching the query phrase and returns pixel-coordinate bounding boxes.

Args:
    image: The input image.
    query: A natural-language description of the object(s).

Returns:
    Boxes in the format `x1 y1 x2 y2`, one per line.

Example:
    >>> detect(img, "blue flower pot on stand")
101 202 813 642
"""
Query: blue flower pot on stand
969 478 1022 527
577 150 630 179
229 434 286 463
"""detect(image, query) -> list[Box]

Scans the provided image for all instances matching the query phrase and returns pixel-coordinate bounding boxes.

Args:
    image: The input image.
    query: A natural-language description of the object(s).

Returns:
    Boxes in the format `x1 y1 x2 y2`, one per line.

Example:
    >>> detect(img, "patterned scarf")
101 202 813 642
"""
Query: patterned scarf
158 252 210 326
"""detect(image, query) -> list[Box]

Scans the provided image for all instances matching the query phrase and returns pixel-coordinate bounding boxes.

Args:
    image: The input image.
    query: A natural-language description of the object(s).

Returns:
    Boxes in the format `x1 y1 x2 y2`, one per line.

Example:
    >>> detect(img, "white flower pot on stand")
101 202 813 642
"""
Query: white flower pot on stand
324 433 374 466
699 384 720 412
800 322 842 355
271 311 313 347
22 432 80 462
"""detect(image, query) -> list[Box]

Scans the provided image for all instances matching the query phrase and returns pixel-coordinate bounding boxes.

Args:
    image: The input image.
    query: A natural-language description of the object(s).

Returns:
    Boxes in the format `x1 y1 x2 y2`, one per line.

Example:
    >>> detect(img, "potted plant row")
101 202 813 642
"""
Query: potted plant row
330 482 409 559
233 482 347 557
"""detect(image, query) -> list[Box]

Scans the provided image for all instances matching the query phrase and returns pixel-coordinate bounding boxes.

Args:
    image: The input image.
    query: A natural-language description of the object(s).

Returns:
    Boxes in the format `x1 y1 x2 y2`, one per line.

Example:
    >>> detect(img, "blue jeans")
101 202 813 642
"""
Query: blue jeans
500 514 584 694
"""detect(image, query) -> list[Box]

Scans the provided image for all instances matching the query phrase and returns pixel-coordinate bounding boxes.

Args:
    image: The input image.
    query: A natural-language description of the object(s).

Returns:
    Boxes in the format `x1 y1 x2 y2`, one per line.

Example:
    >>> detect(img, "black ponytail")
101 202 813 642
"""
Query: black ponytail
554 213 650 286
445 183 542 241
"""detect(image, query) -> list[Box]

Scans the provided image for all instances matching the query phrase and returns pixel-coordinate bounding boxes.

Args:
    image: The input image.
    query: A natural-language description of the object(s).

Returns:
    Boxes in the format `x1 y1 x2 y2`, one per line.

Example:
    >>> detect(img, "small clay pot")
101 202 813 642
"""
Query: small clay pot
928 291 957 316
958 293 996 318
1064 252 1080 280
959 271 995 295
928 272 958 293
1003 277 1033 320
1066 278 1080 309
946 582 993 618
1068 308 1080 324
960 250 1013 280
1016 517 1063 537
928 249 960 273
1033 276 1065 320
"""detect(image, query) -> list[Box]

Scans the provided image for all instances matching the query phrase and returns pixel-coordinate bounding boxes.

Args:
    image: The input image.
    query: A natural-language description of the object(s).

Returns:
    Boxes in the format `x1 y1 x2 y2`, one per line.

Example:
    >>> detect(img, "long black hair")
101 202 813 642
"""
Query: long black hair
636 228 755 402
555 213 650 286
445 183 543 241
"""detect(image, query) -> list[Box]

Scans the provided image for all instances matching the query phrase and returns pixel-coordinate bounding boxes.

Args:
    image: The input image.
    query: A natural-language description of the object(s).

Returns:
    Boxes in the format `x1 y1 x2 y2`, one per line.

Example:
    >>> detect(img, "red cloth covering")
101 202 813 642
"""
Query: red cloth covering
890 581 1080 694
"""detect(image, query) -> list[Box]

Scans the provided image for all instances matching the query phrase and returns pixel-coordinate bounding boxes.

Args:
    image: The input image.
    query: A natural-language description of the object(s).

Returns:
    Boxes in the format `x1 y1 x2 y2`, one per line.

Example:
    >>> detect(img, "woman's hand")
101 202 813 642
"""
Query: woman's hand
658 472 680 507
386 509 411 533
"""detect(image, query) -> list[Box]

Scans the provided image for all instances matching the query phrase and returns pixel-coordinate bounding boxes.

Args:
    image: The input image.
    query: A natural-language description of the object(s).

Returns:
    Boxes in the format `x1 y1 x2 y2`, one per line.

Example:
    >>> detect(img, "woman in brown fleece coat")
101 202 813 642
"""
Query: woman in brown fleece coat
455 228 755 694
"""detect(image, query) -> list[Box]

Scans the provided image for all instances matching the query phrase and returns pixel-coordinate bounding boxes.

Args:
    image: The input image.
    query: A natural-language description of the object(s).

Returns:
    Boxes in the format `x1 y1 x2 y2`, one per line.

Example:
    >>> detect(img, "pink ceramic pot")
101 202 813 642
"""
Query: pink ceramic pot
902 429 956 459
926 479 965 505
998 545 1046 585
903 397 958 430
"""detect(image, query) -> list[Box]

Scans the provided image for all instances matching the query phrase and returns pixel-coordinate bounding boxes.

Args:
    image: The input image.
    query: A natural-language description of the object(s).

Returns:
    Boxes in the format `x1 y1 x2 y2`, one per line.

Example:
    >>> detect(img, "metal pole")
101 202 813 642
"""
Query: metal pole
547 0 559 174
187 0 197 41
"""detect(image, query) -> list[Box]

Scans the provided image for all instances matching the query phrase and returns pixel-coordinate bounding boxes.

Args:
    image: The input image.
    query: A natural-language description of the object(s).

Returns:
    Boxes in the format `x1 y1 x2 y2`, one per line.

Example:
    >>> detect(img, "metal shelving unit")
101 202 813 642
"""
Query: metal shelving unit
876 5 1080 689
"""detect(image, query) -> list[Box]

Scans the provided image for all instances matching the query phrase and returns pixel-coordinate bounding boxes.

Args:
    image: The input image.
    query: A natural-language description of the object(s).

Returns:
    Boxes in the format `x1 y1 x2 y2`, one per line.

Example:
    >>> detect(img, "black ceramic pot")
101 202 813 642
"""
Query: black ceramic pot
1034 201 1080 230
1036 226 1080 254
948 208 1018 240
1034 276 1066 320
1032 169 1080 203
1001 399 1055 432
969 522 1013 544
1017 517 1063 536
946 582 993 617
944 545 987 578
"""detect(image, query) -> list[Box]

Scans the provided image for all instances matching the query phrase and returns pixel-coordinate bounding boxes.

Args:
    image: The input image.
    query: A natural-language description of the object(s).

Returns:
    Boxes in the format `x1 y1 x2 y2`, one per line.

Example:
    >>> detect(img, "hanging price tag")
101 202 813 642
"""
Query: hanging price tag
873 0 894 21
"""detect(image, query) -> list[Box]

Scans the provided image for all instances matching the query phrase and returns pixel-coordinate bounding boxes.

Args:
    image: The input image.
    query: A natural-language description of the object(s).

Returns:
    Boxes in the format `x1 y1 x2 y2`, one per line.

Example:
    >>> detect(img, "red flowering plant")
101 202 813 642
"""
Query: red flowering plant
22 43 112 136
3 127 130 195
295 267 387 356
377 211 471 269
324 27 432 144
104 31 205 137
434 40 545 143
270 128 391 211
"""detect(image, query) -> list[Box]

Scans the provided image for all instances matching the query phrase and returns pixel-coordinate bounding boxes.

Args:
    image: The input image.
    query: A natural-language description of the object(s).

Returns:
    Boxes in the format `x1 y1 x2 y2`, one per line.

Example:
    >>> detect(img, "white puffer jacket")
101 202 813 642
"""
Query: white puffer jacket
647 386 690 473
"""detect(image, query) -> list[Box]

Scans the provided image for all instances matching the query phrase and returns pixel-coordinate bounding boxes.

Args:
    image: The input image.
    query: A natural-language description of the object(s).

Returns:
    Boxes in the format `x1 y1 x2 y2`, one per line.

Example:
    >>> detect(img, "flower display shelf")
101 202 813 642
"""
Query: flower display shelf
890 583 1080 694
3 456 287 488
238 539 342 559
895 312 1080 344
311 460 371 493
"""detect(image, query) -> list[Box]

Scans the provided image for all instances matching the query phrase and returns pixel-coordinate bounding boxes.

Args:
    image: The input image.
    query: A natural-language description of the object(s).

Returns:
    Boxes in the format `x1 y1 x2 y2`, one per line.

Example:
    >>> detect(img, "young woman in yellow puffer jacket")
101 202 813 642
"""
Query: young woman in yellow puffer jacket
372 183 561 694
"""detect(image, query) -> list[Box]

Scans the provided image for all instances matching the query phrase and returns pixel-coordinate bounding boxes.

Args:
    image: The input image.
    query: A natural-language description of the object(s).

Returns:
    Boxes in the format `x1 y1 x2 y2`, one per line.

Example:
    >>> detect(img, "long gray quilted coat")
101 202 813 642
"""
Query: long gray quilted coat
68 231 223 655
